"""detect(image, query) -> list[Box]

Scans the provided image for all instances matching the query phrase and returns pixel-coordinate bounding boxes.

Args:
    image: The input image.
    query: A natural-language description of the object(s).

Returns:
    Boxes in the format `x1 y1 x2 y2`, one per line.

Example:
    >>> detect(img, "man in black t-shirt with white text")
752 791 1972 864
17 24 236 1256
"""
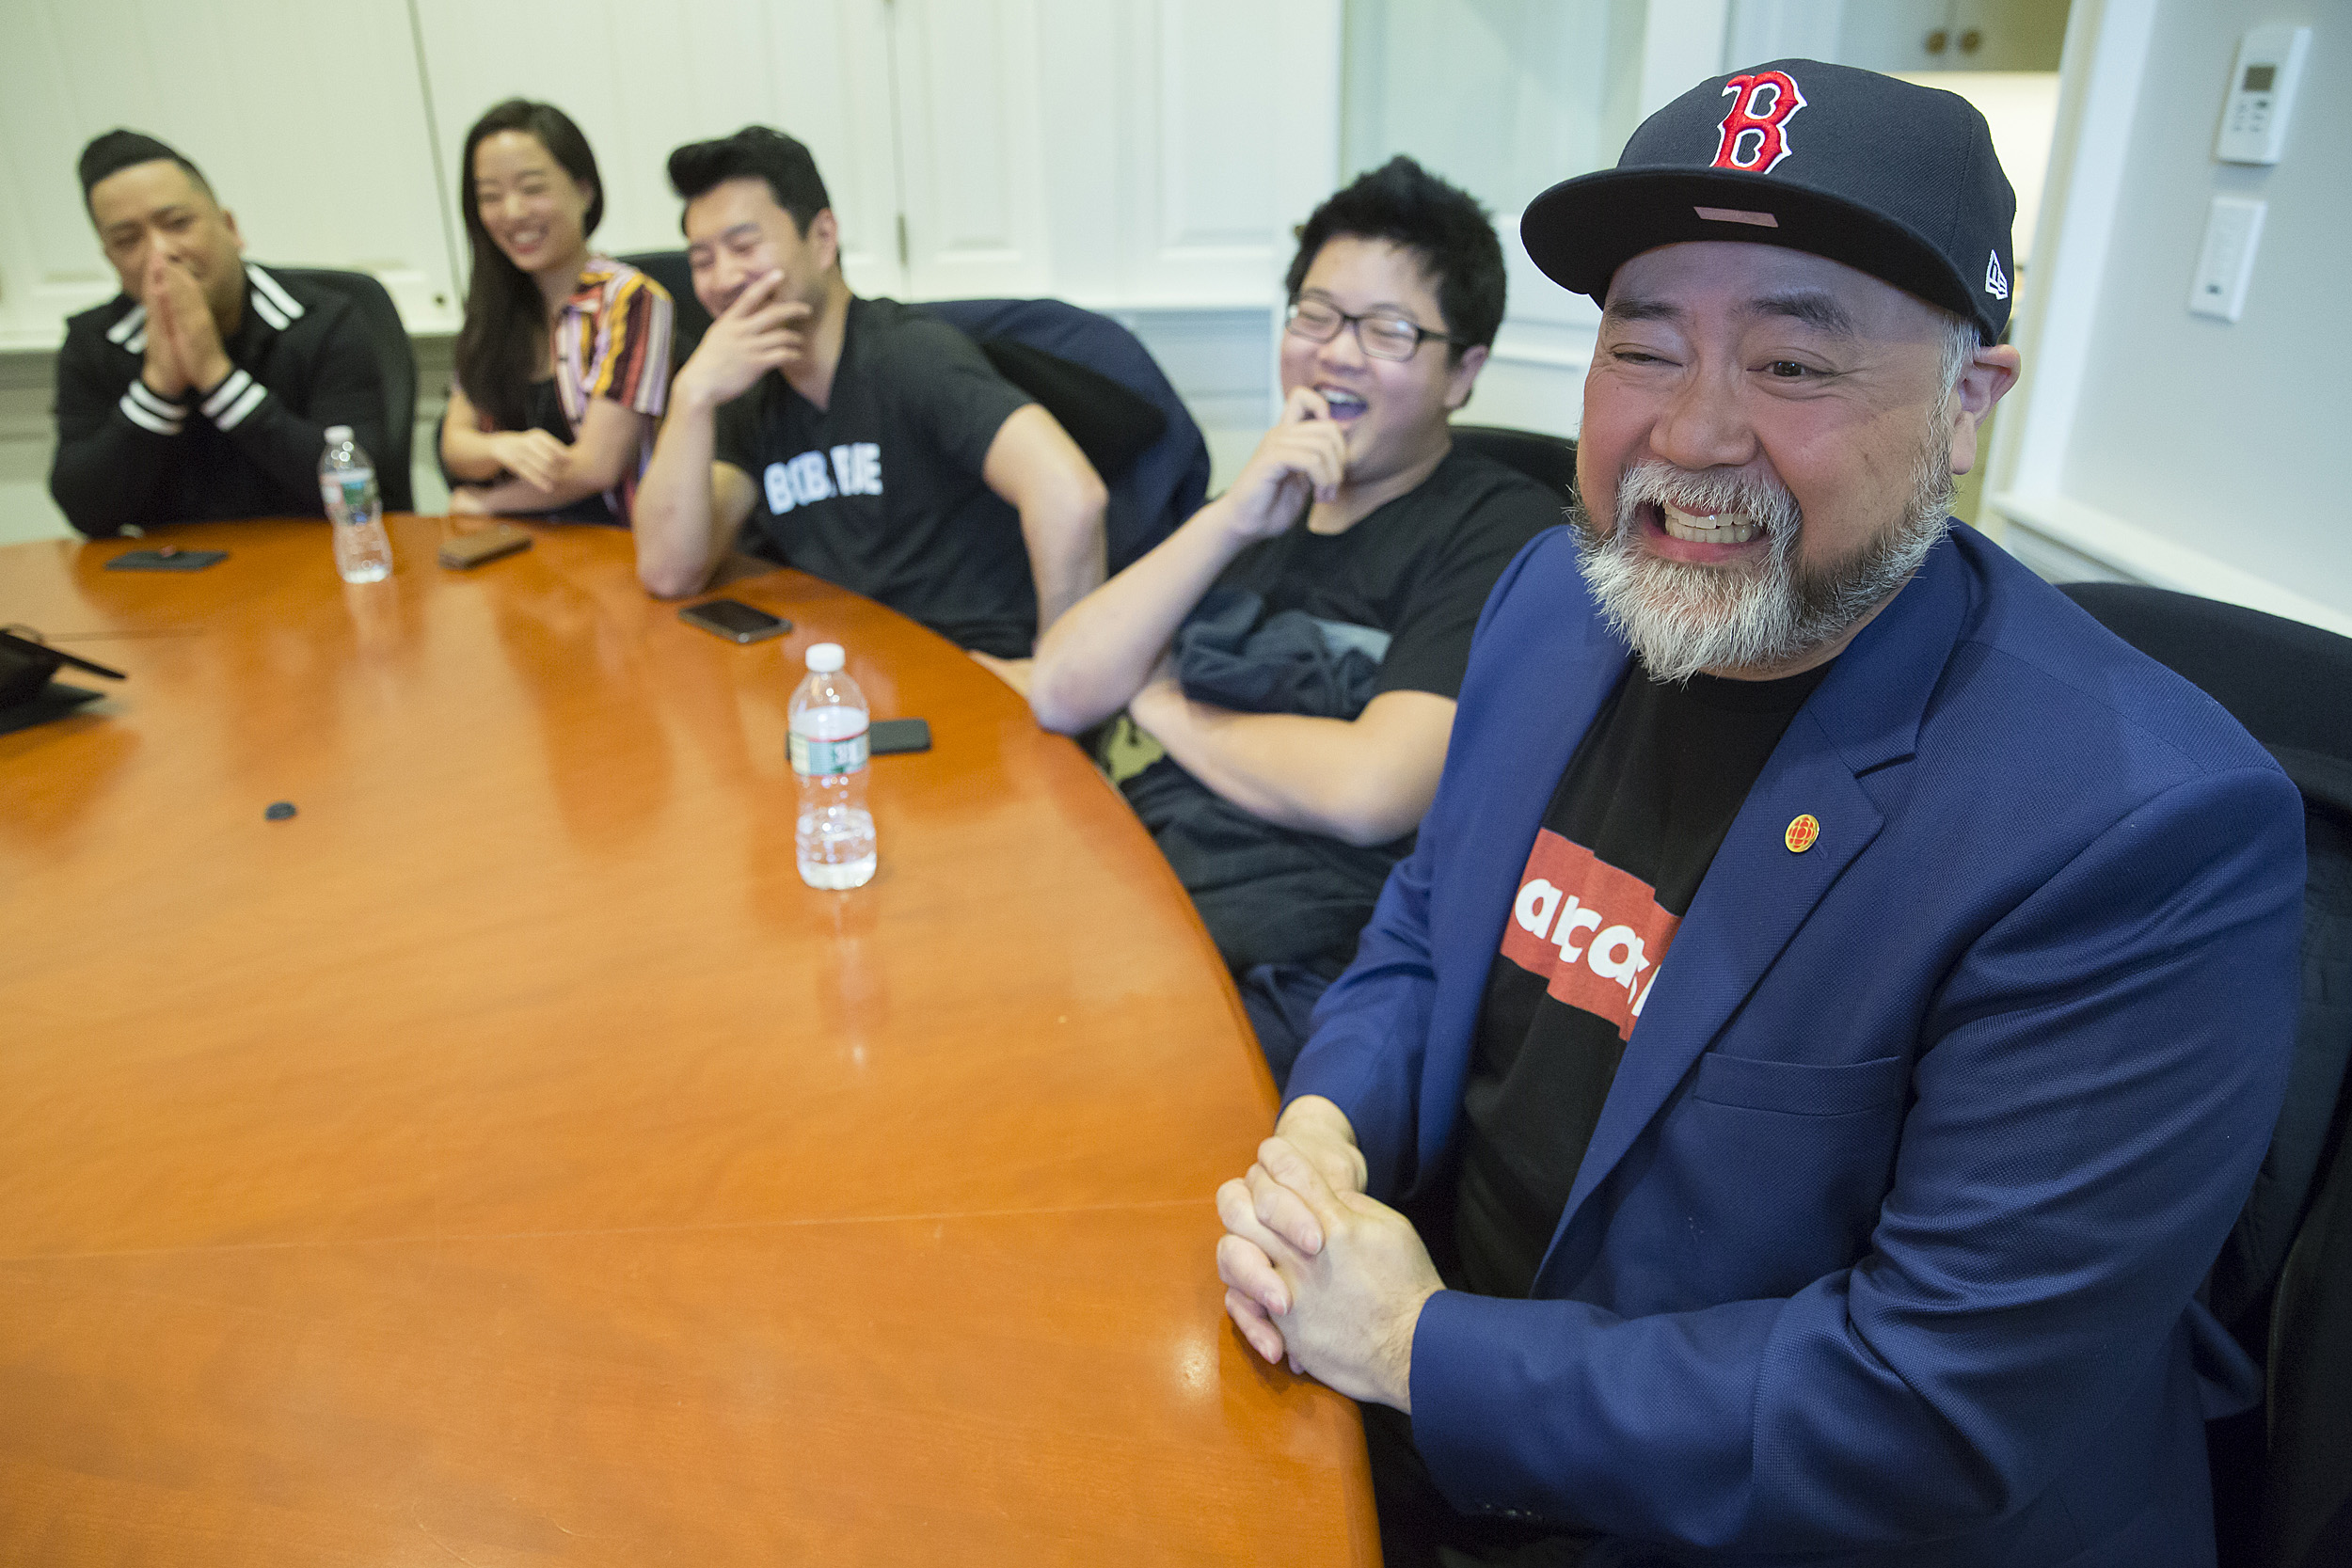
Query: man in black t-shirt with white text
633 126 1106 669
1028 158 1559 1077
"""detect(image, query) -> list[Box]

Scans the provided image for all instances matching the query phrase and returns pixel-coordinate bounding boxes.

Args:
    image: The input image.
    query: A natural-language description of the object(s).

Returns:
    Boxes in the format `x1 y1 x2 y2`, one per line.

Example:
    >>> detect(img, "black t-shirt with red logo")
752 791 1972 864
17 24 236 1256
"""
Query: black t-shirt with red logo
1446 659 1832 1299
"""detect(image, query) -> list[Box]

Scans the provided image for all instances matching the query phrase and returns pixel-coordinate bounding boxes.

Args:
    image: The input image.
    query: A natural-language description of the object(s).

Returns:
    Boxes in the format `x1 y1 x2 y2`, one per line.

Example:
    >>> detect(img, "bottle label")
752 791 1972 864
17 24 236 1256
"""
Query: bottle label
322 473 374 522
790 729 868 777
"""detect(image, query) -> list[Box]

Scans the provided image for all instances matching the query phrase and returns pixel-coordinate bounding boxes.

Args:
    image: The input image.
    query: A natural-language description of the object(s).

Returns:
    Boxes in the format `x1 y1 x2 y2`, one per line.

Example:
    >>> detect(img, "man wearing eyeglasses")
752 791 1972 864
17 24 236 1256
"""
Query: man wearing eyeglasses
1030 157 1559 1079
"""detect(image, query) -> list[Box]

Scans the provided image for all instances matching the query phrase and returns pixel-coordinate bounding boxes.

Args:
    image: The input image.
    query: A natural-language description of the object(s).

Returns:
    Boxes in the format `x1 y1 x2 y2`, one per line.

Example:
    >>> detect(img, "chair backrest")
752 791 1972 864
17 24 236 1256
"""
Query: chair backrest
1450 423 1578 502
918 298 1210 575
617 250 711 372
268 266 417 511
610 266 1211 573
2059 582 2352 1568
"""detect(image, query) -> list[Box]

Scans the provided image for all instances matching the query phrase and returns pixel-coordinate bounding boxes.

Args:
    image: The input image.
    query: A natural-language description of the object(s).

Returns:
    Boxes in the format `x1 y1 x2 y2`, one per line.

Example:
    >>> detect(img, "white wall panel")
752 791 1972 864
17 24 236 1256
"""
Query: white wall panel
1988 0 2352 633
0 0 453 345
888 0 1052 299
1119 0 1341 307
410 0 906 299
1343 0 1618 213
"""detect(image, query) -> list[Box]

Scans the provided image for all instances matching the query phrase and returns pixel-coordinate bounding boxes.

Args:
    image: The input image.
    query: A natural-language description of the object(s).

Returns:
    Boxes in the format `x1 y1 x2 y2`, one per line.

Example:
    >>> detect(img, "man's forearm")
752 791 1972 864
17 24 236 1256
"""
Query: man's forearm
1131 686 1444 848
632 392 725 596
50 420 178 538
1016 464 1108 645
1025 492 1106 641
1139 696 1373 839
1026 498 1249 734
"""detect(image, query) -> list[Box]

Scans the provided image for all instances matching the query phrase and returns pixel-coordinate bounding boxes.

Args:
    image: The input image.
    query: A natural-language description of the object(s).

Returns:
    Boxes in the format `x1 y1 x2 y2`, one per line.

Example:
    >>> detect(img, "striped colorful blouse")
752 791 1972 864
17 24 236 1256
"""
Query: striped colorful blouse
465 256 674 524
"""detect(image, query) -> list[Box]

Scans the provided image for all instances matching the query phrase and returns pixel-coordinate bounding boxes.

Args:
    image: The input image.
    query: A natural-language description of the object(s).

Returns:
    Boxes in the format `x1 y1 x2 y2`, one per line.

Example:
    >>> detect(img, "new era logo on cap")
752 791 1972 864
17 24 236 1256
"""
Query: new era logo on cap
1518 59 2020 343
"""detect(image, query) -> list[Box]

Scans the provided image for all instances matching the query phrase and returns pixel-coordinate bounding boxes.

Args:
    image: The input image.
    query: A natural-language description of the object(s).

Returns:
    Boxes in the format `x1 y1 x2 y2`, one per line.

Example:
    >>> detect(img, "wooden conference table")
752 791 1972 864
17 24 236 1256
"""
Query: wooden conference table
0 516 1377 1564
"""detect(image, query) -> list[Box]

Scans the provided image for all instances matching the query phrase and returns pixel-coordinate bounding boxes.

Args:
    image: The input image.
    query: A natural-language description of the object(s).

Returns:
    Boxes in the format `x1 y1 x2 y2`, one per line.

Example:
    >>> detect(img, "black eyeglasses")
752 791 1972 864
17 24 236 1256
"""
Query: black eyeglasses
1285 299 1465 362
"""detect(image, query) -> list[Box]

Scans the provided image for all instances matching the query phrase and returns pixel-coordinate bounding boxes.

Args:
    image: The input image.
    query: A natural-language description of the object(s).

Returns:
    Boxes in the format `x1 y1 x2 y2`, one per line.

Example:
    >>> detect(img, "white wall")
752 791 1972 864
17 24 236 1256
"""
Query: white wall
1340 0 1729 441
1987 0 2352 634
0 0 1335 543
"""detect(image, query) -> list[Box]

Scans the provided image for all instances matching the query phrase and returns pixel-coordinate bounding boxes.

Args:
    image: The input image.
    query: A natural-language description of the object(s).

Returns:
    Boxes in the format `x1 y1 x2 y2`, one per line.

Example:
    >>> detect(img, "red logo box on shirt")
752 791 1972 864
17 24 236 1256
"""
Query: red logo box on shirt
1500 831 1683 1041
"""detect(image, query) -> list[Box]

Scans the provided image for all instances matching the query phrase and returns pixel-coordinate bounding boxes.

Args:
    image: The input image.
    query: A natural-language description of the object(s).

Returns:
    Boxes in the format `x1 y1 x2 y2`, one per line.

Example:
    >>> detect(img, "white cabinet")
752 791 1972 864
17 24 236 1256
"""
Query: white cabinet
1761 0 2068 74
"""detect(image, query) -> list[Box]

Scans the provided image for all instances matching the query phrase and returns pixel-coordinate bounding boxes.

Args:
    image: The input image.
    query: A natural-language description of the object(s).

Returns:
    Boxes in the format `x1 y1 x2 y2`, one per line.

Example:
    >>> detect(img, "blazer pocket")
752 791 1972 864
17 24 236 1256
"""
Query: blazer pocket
1691 1053 1912 1117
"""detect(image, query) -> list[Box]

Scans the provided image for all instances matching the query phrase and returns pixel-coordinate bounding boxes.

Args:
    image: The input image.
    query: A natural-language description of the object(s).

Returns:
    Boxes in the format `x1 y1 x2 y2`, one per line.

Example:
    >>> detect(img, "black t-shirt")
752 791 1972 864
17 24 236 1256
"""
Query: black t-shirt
1448 659 1833 1299
1211 444 1562 702
1124 444 1559 980
714 296 1036 657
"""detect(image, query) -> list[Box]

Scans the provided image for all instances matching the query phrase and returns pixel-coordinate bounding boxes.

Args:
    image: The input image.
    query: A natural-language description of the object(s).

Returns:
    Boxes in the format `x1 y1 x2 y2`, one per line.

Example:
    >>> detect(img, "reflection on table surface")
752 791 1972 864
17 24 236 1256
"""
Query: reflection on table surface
0 515 1376 1565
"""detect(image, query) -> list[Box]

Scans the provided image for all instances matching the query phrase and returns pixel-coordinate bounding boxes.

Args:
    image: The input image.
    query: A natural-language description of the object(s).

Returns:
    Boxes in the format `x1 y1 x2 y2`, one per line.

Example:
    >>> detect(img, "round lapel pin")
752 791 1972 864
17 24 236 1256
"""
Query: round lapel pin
1785 814 1820 853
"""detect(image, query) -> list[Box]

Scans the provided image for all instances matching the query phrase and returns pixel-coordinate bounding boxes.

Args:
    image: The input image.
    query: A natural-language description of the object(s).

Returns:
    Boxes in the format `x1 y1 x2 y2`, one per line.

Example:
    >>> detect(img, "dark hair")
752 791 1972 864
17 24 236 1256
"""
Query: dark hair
78 129 211 205
1284 156 1505 356
666 126 832 235
453 100 603 432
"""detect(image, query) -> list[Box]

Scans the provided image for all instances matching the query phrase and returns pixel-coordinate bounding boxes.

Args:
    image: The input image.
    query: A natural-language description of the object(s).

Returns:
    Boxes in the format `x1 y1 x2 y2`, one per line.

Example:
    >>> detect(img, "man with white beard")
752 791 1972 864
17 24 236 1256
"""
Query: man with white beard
1212 62 2305 1568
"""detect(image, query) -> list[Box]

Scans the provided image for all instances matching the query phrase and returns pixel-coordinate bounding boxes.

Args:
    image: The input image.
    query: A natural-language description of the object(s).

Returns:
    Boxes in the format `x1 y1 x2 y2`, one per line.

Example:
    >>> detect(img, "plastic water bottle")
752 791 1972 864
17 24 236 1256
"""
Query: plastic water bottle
319 424 392 583
789 642 877 889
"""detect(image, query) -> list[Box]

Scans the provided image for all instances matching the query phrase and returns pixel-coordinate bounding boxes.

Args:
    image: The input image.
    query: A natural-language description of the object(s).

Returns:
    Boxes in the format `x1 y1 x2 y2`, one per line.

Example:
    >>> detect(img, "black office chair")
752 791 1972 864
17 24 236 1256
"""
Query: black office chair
270 266 416 510
617 250 710 372
1451 423 1578 501
917 298 1210 574
2059 583 2352 1568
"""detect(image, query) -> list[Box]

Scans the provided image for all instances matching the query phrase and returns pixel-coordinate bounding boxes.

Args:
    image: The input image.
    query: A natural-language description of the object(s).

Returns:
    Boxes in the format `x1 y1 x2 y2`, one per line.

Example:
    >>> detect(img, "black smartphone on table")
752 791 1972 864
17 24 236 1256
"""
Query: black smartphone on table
678 599 791 643
106 547 227 572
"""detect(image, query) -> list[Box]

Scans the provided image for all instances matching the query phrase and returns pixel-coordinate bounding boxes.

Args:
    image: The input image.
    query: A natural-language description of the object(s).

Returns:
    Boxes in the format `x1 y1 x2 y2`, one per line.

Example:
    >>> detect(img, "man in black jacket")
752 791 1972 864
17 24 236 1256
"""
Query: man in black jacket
50 130 396 538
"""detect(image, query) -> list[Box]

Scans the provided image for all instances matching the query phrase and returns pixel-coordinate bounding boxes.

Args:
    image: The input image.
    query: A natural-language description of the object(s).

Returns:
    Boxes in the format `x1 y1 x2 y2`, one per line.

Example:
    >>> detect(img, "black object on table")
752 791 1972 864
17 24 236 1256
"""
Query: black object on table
0 628 126 736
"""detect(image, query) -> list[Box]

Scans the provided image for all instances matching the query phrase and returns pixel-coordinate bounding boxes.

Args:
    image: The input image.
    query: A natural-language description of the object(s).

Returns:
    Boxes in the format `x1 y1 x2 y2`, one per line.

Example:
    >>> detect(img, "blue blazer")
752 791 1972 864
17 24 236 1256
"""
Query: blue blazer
1286 525 2305 1566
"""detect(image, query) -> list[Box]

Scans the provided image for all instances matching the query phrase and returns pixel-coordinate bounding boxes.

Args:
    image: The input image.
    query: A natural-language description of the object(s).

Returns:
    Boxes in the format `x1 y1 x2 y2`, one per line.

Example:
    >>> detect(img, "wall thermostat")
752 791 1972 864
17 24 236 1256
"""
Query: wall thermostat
2215 24 2309 165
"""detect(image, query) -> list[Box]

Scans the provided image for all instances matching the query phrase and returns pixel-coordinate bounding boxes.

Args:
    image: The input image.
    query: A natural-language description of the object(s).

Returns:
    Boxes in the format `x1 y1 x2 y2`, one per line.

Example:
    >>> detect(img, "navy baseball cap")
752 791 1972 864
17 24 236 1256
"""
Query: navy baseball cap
1520 60 2017 342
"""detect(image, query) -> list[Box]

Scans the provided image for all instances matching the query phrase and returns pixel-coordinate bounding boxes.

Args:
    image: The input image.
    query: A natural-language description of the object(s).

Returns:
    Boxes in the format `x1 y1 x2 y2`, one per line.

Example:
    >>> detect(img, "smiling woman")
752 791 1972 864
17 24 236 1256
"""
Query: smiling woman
439 99 673 528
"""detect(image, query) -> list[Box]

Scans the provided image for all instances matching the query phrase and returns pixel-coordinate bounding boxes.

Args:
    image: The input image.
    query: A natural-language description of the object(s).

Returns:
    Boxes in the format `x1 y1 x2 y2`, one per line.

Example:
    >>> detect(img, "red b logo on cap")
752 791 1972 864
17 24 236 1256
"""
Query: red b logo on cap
1713 71 1806 173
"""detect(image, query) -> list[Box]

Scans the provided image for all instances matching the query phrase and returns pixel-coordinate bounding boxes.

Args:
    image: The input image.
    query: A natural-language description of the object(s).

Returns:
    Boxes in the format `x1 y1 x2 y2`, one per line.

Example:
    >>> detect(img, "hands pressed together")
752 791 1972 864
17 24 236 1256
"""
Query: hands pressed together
139 250 232 401
1216 1095 1443 1412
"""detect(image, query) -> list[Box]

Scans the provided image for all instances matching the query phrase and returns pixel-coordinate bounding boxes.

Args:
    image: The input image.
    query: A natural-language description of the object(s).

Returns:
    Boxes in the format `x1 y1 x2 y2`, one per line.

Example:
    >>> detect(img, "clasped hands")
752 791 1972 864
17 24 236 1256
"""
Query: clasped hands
1216 1095 1443 1412
446 429 576 515
138 249 232 402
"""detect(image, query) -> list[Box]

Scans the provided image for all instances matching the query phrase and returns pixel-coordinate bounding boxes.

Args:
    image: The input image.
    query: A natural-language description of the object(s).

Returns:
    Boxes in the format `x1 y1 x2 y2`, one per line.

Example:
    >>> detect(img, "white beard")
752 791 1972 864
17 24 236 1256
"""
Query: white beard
1570 425 1957 683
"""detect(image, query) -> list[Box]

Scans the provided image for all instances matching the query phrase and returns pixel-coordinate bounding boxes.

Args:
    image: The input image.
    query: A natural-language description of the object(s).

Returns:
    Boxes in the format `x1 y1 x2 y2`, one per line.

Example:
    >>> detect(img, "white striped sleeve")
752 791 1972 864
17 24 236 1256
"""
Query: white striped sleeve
119 378 187 436
199 367 270 431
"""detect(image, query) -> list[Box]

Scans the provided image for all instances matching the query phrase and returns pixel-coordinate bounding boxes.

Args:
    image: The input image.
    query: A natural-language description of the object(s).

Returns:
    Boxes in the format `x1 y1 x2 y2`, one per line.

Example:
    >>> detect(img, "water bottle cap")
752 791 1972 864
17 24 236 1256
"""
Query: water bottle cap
804 642 845 673
324 425 354 445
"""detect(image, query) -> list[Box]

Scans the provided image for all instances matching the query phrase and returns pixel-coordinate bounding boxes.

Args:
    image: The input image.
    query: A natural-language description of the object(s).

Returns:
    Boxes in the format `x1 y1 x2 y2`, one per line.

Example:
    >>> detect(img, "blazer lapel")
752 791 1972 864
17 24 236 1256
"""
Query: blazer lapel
1544 727 1887 1246
1531 533 1978 1291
